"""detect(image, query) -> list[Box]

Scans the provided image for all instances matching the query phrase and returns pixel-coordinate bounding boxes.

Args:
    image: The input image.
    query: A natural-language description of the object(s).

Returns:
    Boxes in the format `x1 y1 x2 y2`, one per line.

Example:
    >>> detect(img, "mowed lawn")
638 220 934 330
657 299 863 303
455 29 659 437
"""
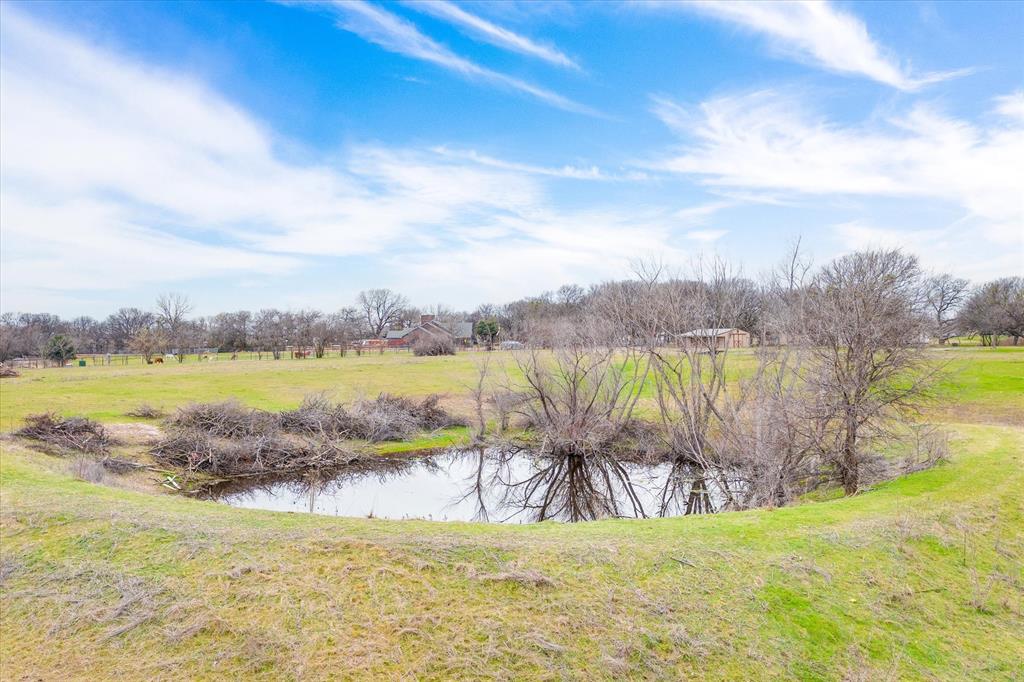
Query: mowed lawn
0 347 1022 679
1 347 1021 428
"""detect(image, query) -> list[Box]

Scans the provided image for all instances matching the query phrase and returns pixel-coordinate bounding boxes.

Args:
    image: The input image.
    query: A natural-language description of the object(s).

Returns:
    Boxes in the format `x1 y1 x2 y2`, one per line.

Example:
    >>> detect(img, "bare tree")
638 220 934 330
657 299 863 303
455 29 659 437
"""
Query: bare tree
252 309 288 360
129 328 167 363
507 314 649 459
467 355 492 443
925 273 970 344
0 312 16 362
641 258 757 512
291 309 321 357
106 307 154 351
959 277 1024 346
155 293 194 361
357 289 409 337
555 284 586 308
209 311 251 351
798 250 933 494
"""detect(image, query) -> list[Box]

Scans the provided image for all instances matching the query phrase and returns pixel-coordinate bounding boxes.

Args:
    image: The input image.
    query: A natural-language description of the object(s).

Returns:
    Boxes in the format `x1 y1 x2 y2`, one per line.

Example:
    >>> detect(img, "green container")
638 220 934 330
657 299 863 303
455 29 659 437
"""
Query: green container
78 360 86 367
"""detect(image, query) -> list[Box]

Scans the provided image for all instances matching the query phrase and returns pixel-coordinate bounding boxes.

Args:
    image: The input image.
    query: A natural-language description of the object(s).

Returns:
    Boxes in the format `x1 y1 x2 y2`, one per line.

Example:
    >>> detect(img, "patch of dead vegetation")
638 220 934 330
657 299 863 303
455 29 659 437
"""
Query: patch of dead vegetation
124 403 166 419
16 413 112 454
148 395 467 480
460 562 556 587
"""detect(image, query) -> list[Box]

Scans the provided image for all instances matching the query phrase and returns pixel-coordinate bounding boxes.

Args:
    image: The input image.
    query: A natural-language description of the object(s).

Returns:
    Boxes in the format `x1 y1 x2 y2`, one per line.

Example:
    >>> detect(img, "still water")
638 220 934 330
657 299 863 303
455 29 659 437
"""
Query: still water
210 449 724 523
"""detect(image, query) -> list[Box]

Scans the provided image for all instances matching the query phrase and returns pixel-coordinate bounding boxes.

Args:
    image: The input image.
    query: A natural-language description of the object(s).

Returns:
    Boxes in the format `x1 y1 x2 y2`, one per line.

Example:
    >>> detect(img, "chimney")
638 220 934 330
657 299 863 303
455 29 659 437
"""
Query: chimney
420 314 435 325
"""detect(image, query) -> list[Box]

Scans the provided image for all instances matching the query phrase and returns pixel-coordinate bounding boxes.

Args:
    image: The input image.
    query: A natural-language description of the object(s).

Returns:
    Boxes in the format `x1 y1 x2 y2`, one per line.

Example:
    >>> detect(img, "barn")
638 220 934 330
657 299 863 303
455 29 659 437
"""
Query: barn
677 328 751 351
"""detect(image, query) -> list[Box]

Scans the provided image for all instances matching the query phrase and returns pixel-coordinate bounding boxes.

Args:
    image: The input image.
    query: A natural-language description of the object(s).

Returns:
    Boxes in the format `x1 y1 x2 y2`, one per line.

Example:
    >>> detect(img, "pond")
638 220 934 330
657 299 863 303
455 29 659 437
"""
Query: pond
208 448 730 523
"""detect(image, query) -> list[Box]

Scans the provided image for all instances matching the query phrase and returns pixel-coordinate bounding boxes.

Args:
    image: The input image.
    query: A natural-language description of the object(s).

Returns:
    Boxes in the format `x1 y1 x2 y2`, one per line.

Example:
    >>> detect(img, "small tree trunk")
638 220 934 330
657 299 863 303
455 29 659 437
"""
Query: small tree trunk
842 415 859 495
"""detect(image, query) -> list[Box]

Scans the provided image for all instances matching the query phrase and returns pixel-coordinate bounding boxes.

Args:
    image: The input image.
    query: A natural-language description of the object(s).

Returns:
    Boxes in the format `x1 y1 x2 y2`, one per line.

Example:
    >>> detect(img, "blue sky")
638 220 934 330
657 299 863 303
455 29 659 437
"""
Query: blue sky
1 0 1021 316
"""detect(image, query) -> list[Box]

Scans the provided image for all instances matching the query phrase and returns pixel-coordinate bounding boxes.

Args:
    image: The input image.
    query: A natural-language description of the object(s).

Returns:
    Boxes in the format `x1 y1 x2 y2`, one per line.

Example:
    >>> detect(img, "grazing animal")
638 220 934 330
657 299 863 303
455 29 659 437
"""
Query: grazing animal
153 357 164 364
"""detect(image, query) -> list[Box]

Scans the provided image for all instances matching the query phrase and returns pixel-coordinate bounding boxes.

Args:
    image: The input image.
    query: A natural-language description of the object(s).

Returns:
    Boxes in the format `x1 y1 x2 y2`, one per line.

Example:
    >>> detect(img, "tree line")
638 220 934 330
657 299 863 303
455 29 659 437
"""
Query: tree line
1 258 1021 363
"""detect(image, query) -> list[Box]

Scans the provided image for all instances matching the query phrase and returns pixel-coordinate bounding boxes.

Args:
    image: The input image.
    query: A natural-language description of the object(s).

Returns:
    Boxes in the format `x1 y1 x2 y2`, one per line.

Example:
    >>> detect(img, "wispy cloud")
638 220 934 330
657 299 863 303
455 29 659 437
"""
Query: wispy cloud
835 220 1024 283
650 89 1024 247
642 0 970 90
0 7 664 311
431 146 653 181
673 201 731 223
315 1 597 115
684 229 728 243
407 0 580 70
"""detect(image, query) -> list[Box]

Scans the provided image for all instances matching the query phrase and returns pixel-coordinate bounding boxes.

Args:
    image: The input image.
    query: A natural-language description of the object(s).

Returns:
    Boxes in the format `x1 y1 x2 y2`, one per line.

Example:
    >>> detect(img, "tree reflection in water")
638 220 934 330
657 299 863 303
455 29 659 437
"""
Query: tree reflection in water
458 448 720 523
207 448 726 523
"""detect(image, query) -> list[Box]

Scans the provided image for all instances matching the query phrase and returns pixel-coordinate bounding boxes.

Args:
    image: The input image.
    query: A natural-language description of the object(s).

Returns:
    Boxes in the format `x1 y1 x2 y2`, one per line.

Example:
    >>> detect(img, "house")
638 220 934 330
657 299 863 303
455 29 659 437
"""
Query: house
677 328 751 351
385 315 475 348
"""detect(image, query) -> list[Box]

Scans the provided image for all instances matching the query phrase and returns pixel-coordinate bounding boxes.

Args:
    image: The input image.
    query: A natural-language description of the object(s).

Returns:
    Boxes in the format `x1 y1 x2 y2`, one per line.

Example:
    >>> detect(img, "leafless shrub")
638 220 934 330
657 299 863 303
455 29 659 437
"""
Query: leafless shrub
169 400 278 439
703 346 831 509
151 428 357 478
279 394 348 436
412 335 456 356
898 424 949 474
281 392 465 441
508 321 648 458
153 394 465 476
341 393 465 442
0 364 19 378
124 403 165 419
67 456 108 484
345 397 420 442
490 389 530 434
16 413 111 454
858 423 950 487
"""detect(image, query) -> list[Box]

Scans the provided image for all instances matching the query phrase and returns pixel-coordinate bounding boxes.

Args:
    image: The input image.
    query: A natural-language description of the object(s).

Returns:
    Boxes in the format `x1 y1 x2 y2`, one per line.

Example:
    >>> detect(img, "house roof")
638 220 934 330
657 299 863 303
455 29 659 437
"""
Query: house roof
384 319 475 341
678 328 744 338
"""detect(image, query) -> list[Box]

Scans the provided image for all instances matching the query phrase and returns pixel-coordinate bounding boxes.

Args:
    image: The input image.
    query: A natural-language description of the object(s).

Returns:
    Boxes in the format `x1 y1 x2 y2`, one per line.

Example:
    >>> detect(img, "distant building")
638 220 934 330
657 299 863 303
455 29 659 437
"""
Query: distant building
384 315 475 348
677 328 751 351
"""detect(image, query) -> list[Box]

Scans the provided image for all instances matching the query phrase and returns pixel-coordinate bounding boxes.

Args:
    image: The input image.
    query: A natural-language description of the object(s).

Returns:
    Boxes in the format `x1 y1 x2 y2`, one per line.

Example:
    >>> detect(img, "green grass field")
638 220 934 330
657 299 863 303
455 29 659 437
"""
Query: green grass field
2 347 1021 428
1 347 1022 679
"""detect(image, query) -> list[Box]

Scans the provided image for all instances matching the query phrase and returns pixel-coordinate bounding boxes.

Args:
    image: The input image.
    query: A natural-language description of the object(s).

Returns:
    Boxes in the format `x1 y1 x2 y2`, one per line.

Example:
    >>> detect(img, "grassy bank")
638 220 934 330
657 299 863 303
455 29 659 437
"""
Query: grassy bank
1 422 1022 679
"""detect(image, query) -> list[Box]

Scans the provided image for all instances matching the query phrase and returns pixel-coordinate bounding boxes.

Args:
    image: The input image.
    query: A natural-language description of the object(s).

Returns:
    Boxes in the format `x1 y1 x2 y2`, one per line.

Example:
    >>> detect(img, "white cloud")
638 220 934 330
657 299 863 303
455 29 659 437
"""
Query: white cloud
994 91 1024 121
835 221 1024 283
431 146 643 180
646 0 968 90
0 7 673 311
685 229 728 243
0 196 297 292
651 90 1024 247
673 201 731 223
317 1 597 115
407 0 580 70
389 208 691 304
